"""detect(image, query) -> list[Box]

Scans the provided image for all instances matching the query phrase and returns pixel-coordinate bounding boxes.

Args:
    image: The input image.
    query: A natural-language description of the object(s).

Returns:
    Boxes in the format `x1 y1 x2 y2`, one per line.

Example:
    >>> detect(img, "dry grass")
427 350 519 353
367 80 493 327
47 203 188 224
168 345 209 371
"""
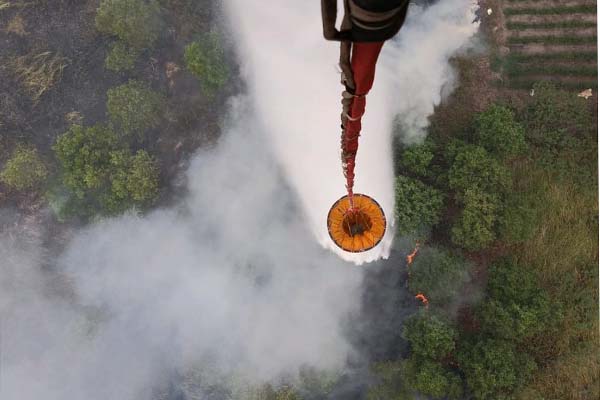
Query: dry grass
518 348 599 400
9 51 69 102
5 14 26 35
512 162 599 399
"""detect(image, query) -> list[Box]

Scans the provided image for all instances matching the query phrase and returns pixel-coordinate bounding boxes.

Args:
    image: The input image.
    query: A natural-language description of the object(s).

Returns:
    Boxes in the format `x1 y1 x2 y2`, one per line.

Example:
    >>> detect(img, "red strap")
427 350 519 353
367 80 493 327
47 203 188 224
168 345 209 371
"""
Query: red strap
341 41 384 207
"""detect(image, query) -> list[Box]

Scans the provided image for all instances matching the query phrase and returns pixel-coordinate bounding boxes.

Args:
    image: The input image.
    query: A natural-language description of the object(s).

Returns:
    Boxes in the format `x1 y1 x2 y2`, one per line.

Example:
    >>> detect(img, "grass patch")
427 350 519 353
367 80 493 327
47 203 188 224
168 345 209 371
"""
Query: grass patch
506 21 597 30
9 51 69 101
508 134 598 398
508 35 597 45
504 5 597 15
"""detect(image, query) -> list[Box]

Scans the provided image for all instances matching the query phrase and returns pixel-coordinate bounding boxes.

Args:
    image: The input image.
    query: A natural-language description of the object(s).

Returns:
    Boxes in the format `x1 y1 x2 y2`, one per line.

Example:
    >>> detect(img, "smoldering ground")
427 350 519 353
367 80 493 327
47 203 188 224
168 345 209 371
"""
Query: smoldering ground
0 0 479 399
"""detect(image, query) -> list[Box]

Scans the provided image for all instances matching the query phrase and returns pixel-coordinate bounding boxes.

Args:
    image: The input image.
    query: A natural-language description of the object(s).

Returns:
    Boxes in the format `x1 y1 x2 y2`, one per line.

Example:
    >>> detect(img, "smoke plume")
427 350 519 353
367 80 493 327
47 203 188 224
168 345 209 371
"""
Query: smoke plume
224 0 479 261
0 1 479 399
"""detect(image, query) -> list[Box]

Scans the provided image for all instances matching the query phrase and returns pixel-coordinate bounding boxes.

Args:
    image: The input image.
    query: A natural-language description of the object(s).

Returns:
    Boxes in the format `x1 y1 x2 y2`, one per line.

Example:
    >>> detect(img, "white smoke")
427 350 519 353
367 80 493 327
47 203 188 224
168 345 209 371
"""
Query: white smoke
379 0 481 143
0 1 479 399
0 100 363 399
224 0 479 261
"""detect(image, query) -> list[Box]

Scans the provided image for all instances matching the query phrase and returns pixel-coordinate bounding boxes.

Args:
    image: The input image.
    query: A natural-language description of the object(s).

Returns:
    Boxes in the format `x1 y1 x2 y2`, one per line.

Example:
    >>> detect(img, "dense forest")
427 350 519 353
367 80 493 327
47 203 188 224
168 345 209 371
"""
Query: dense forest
0 1 597 400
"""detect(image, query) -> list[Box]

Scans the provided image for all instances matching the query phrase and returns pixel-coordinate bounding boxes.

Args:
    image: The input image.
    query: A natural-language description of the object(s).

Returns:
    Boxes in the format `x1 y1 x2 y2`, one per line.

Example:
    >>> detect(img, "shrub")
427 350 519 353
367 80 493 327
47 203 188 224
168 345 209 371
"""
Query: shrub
451 189 498 251
497 191 539 244
95 0 161 49
399 141 434 177
125 150 158 202
0 146 47 190
403 312 457 360
184 32 229 94
448 145 511 197
458 339 536 400
409 247 471 306
474 105 527 159
105 41 139 71
107 80 164 136
367 362 411 400
526 81 592 136
395 175 444 236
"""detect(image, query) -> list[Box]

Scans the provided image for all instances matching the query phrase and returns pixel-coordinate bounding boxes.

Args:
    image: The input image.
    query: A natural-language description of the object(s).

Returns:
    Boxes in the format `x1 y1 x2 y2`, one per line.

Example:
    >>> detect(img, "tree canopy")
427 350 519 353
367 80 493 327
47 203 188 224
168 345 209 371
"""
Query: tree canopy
184 32 229 95
395 175 444 236
474 104 527 159
403 312 457 360
408 246 471 306
53 124 159 216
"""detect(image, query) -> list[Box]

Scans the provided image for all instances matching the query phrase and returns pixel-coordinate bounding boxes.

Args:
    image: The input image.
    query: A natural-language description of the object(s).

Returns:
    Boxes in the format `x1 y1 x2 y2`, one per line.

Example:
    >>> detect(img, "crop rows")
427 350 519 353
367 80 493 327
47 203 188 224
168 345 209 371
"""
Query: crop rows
507 35 597 45
500 0 597 90
506 21 597 30
504 5 597 16
506 64 597 77
508 52 597 62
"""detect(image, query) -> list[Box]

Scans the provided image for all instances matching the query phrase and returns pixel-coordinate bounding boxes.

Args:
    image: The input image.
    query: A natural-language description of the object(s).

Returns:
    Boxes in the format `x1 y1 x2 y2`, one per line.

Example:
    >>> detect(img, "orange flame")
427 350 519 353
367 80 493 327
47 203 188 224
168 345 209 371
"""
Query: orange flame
406 241 420 265
415 293 429 307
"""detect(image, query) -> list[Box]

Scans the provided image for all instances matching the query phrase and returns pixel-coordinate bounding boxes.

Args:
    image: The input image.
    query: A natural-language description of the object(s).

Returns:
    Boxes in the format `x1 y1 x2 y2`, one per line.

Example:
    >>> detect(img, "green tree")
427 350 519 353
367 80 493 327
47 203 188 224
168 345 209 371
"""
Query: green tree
474 104 527 159
451 189 498 251
96 0 161 49
402 358 463 400
0 145 47 190
399 141 434 177
96 0 161 71
477 259 552 342
53 124 120 198
394 175 444 236
448 145 511 197
184 32 229 95
458 339 536 400
409 247 471 306
403 312 457 360
107 80 164 136
53 124 159 216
